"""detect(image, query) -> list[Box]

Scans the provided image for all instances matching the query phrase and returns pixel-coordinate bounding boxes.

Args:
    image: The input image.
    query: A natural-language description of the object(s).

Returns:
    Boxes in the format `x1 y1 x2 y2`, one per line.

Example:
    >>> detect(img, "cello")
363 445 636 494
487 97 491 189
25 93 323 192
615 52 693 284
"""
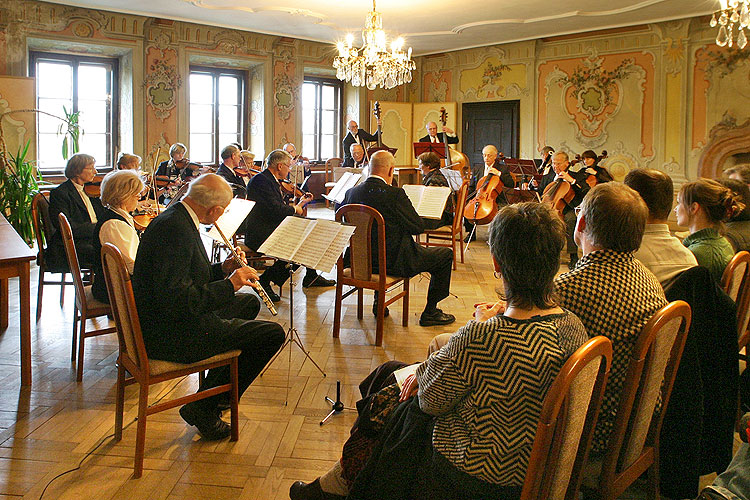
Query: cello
462 149 507 226
541 176 575 220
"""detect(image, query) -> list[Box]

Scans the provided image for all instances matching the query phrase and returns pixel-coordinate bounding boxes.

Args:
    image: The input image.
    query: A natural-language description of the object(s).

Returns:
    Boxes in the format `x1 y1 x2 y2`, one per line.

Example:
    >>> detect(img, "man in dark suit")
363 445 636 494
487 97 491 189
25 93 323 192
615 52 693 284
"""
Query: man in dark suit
419 121 459 145
342 151 455 327
215 144 247 198
464 145 515 242
244 150 335 300
342 143 368 168
342 120 380 164
47 153 105 270
133 174 284 440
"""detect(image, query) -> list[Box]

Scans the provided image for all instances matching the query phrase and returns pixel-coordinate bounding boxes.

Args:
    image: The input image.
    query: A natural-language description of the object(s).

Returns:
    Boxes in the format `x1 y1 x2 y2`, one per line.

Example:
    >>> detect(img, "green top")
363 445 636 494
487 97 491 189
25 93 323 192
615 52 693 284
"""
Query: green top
682 227 735 283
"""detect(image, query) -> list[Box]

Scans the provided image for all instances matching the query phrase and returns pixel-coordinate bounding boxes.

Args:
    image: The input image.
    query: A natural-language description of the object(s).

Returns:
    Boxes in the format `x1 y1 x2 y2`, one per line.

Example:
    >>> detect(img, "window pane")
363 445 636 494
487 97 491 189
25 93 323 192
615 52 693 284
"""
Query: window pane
78 99 107 134
322 85 336 110
38 98 72 133
79 133 107 165
78 65 109 100
37 61 72 99
190 134 213 163
303 134 315 159
219 76 239 105
37 133 65 169
321 110 336 135
190 104 214 134
190 73 214 104
302 83 316 107
302 108 316 135
321 135 335 160
219 105 239 134
219 133 240 151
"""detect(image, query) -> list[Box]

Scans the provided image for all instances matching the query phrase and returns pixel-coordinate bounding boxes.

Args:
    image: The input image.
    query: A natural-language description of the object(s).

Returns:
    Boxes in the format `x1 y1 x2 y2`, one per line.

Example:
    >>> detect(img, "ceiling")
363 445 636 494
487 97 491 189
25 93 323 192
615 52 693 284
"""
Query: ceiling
43 0 718 55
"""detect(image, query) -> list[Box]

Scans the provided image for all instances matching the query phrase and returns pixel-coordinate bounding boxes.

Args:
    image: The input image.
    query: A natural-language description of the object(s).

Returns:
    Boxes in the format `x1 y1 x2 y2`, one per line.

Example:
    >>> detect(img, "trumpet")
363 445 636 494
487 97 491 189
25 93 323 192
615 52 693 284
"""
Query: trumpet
212 224 278 316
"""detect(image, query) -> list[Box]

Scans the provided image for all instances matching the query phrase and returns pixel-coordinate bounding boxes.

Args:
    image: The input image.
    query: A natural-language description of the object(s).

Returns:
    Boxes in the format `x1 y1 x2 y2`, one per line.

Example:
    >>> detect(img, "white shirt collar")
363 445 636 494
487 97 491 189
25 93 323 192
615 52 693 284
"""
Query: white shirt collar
180 201 200 230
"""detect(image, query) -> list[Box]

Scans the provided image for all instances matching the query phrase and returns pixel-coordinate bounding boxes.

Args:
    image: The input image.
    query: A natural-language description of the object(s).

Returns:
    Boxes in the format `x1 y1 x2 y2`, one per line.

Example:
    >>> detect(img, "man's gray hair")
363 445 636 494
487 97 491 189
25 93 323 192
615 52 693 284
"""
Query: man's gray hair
186 174 232 208
220 144 239 160
266 149 292 169
579 182 648 253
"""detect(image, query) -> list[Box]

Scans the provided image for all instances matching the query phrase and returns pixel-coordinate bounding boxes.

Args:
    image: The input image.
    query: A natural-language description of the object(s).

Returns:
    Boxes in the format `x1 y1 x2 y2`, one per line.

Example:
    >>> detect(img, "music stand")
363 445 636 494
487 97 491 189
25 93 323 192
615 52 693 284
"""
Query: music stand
413 142 447 160
367 145 398 158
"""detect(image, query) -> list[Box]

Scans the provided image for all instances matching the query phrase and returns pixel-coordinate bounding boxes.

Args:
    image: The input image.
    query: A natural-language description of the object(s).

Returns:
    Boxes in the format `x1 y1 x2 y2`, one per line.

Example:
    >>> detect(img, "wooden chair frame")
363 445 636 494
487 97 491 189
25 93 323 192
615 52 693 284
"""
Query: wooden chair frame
58 213 117 381
721 250 750 355
417 179 469 270
323 157 343 207
521 336 612 500
332 204 409 346
584 300 691 500
101 243 239 478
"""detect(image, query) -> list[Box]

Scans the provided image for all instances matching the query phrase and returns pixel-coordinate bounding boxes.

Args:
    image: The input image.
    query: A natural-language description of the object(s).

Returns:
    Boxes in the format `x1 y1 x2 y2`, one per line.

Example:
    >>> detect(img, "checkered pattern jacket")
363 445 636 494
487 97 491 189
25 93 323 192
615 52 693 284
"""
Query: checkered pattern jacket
416 310 588 485
554 249 667 453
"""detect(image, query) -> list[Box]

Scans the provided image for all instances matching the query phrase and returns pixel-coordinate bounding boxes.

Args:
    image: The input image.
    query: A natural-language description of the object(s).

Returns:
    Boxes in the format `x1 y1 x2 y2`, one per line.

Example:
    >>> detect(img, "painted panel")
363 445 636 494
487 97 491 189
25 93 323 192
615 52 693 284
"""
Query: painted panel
371 101 413 167
0 76 36 164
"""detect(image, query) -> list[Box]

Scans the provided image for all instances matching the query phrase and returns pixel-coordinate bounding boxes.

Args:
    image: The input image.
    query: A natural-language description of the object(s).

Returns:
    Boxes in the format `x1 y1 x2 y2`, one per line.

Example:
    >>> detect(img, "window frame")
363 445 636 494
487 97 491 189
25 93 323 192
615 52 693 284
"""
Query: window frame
302 77 343 162
29 51 119 174
188 65 247 165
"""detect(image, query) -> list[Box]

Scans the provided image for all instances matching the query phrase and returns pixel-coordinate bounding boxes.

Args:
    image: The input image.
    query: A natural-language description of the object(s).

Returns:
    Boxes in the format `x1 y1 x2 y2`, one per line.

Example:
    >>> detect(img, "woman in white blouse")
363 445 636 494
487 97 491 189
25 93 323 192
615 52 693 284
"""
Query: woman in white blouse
91 169 144 303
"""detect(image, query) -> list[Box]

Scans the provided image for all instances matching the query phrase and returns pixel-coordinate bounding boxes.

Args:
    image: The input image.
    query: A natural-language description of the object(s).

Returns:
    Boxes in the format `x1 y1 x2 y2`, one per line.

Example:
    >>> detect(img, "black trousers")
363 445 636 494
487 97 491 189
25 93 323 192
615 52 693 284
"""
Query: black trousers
413 246 453 309
563 208 578 257
259 260 318 288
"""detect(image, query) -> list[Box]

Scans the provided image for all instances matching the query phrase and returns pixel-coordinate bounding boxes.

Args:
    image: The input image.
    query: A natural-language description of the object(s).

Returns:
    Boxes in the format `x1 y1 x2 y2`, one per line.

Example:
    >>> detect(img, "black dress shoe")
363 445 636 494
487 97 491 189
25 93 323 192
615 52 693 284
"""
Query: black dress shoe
179 403 231 441
289 478 346 500
372 303 390 318
259 281 281 302
302 274 336 288
419 309 456 327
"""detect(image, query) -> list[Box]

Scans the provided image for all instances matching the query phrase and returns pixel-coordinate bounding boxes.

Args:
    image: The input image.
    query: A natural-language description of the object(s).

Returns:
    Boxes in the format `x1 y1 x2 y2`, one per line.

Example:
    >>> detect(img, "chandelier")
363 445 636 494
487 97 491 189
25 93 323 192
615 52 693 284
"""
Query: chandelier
333 0 415 90
711 0 749 48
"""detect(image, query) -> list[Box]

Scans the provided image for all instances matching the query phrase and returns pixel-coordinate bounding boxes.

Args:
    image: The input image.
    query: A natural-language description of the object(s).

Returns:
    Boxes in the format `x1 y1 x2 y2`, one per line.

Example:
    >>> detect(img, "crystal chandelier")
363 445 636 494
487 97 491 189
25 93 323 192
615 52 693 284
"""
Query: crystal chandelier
711 0 750 48
333 0 415 90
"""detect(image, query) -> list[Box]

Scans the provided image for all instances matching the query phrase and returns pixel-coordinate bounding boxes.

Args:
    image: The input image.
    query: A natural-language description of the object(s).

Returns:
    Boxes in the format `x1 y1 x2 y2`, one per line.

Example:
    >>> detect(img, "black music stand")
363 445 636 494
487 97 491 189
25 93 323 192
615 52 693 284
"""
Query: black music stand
320 380 356 425
508 160 542 202
413 142 447 160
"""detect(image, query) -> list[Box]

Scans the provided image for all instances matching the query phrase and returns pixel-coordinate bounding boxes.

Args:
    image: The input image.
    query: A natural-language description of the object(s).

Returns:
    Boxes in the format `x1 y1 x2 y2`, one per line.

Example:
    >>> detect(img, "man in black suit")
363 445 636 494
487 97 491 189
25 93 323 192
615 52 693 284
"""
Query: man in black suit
133 174 284 440
419 121 459 145
342 120 380 164
215 144 247 198
342 143 367 168
47 153 105 270
244 150 335 300
464 145 515 242
342 151 455 327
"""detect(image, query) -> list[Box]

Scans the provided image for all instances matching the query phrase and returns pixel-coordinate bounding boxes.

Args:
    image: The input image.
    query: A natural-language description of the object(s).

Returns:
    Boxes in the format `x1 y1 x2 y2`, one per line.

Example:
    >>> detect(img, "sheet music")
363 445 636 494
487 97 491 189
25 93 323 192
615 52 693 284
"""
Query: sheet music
317 223 356 273
206 198 256 242
258 216 310 260
292 220 335 268
402 184 452 219
440 168 463 191
323 172 362 205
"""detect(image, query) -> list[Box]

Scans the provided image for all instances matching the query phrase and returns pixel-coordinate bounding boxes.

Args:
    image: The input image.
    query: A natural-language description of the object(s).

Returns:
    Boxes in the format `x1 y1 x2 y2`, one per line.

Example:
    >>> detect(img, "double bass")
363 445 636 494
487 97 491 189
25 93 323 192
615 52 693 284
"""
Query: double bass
438 107 470 181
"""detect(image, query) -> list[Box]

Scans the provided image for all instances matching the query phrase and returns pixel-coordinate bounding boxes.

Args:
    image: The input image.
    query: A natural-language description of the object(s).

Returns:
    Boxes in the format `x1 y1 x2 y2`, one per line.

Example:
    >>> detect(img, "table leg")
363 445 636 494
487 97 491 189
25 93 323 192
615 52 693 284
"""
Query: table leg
19 263 31 386
0 278 7 330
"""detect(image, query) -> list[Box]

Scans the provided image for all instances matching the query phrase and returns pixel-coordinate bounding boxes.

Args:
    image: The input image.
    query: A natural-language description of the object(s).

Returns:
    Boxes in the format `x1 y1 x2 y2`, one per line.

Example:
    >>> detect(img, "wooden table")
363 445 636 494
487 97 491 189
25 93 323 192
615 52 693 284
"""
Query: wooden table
0 215 36 385
394 167 419 187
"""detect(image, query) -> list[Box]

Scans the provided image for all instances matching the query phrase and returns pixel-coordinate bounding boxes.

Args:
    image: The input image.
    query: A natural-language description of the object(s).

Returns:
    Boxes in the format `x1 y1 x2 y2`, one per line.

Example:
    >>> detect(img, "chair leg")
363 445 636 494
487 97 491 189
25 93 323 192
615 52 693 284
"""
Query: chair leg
451 235 457 270
60 273 66 307
356 289 363 320
375 290 385 347
402 279 409 327
648 451 660 500
71 303 78 363
133 383 149 479
114 362 125 441
36 266 45 322
333 282 343 339
76 312 86 382
230 358 239 442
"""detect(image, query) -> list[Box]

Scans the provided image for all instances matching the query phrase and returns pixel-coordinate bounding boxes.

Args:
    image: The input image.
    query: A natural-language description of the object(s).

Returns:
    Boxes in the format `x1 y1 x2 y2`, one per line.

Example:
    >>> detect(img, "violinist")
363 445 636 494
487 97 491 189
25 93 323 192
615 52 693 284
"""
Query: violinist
244 150 335 301
156 143 201 180
342 143 367 168
580 149 613 186
215 144 248 198
115 152 142 171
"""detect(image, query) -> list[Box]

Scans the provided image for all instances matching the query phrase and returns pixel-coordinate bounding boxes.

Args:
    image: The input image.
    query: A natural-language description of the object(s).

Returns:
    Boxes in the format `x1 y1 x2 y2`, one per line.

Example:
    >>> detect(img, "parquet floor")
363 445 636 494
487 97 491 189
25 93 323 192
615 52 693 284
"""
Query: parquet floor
0 206 503 500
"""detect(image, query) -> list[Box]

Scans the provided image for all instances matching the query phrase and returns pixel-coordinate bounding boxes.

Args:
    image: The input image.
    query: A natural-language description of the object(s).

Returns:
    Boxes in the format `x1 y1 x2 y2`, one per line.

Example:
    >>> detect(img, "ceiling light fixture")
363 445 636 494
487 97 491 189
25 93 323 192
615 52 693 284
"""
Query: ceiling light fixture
711 0 749 48
333 0 415 90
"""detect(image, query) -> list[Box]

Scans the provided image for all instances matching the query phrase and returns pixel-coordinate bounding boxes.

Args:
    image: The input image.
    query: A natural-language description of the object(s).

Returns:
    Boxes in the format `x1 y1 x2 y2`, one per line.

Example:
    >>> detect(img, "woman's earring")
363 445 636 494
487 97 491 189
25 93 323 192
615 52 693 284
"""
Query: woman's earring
493 271 501 279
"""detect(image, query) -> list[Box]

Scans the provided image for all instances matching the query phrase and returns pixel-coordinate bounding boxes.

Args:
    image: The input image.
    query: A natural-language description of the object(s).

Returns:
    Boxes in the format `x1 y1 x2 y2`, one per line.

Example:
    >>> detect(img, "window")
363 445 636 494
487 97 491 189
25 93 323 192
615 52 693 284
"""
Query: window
189 67 245 164
30 52 118 172
302 78 342 161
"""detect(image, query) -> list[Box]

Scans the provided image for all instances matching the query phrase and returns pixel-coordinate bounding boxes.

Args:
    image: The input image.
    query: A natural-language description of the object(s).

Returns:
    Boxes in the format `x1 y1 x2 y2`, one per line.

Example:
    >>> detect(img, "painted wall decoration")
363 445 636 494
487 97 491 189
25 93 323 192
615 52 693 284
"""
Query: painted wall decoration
373 101 412 167
423 70 451 102
143 51 182 121
458 57 526 101
0 76 36 163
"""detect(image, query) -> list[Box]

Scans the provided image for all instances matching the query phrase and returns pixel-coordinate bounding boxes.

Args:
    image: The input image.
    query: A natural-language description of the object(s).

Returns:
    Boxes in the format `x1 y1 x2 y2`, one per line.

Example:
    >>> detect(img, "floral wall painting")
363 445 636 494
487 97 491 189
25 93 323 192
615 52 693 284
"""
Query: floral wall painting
144 53 182 121
458 57 526 100
423 70 451 102
273 71 296 122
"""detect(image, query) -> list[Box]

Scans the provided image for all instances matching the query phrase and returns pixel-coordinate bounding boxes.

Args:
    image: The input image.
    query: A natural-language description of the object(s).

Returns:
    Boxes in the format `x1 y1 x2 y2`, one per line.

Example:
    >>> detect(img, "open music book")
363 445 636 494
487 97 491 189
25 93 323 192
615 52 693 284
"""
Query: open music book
323 172 363 205
258 216 356 273
205 198 256 242
440 168 464 191
393 363 420 389
402 184 452 219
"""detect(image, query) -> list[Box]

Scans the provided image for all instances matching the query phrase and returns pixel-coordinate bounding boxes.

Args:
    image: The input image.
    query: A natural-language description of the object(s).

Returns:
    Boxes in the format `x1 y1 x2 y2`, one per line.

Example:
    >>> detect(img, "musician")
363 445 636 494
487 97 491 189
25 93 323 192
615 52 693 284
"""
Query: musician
581 149 613 184
419 121 459 145
47 153 105 270
115 153 141 171
156 143 199 180
132 174 284 441
464 145 515 242
244 150 335 301
342 143 367 168
535 146 555 174
215 144 248 198
343 151 455 327
343 120 381 164
91 170 144 303
418 151 454 230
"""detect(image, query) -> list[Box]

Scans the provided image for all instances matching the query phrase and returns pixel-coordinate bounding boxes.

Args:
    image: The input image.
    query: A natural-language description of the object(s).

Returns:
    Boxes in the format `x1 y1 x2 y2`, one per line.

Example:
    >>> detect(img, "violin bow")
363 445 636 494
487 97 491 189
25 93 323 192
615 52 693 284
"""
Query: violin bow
151 148 160 214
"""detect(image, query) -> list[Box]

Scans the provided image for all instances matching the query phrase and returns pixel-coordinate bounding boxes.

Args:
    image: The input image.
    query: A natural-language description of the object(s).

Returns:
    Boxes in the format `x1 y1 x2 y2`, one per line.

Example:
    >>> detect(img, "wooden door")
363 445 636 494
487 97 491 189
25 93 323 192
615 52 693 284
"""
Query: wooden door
462 100 519 166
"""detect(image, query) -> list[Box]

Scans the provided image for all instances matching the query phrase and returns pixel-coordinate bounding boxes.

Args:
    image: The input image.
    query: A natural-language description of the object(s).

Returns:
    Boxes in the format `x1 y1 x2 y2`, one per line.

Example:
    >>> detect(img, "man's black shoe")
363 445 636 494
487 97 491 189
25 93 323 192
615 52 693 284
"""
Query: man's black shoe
419 309 456 327
290 478 346 500
179 403 231 441
371 302 390 318
464 233 477 243
302 274 336 288
259 280 280 302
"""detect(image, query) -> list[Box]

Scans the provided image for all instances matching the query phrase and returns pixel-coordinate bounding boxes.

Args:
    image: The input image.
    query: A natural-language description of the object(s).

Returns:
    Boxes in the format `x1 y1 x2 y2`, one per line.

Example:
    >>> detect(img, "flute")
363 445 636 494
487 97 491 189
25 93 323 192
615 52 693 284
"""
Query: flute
213 224 278 316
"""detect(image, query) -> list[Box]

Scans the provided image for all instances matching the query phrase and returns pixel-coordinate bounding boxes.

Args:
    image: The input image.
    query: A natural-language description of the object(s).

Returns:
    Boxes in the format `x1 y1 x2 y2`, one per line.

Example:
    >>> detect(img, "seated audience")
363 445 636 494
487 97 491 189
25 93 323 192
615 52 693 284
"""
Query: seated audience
91 170 144 303
115 152 141 171
624 168 697 287
417 151 454 230
554 182 667 454
290 202 588 500
47 153 105 270
719 178 750 252
342 151 455 326
724 163 750 188
675 178 739 283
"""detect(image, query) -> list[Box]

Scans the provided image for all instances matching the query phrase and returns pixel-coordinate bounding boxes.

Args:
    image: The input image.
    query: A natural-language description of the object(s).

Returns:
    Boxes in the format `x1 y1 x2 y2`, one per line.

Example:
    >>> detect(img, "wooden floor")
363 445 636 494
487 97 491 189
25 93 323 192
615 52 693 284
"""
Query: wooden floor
0 206 505 500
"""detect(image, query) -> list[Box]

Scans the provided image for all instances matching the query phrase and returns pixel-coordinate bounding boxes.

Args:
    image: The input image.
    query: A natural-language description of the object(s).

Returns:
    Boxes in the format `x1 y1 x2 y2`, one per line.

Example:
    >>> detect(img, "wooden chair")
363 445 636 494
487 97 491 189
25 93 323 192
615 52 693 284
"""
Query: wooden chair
323 157 343 207
721 250 750 357
31 192 76 320
101 243 240 478
58 213 117 381
332 204 409 346
521 336 613 500
581 300 692 500
416 180 469 270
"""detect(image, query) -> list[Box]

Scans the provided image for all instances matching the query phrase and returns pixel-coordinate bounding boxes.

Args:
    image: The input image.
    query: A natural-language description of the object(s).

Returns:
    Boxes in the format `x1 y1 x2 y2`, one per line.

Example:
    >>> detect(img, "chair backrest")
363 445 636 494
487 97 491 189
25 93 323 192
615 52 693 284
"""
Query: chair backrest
325 157 343 182
31 192 49 263
58 213 87 310
332 166 363 182
721 251 750 344
452 180 470 233
521 336 613 500
600 300 691 482
335 204 387 283
101 243 149 374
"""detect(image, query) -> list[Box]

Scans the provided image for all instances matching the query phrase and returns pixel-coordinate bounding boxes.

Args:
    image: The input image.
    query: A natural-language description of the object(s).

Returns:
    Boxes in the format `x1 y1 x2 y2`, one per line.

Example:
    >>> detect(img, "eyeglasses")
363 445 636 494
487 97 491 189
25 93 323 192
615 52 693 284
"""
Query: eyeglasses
574 206 583 217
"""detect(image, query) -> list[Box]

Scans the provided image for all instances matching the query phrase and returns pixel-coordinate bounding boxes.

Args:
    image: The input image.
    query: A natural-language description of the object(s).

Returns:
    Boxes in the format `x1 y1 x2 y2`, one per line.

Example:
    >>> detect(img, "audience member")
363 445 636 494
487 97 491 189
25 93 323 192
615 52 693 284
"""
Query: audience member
724 163 750 188
719 178 750 252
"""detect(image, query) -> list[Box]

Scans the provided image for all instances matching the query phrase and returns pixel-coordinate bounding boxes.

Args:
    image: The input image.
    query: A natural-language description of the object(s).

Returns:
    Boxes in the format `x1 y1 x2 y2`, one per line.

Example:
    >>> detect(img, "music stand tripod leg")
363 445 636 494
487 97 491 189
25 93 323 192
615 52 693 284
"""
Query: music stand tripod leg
320 380 355 425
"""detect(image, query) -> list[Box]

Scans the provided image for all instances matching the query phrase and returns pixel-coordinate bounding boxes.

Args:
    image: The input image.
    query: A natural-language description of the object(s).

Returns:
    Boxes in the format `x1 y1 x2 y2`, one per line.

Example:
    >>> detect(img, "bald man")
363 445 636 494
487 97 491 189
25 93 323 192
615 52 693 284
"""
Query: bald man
133 174 284 441
342 119 380 164
342 151 455 326
343 143 367 168
419 121 459 145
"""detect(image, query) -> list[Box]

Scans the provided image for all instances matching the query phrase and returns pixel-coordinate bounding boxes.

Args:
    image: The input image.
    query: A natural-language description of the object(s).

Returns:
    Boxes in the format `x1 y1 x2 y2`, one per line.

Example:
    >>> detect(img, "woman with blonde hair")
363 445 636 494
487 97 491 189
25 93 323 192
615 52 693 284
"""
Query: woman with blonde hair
91 169 145 303
116 152 142 171
675 178 742 283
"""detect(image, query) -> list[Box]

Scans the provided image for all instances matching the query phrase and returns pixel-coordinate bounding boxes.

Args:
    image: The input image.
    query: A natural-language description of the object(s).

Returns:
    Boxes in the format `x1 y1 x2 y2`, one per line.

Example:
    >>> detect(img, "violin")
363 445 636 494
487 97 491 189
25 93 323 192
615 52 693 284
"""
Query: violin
172 158 204 170
280 179 312 216
84 175 105 197
235 150 261 178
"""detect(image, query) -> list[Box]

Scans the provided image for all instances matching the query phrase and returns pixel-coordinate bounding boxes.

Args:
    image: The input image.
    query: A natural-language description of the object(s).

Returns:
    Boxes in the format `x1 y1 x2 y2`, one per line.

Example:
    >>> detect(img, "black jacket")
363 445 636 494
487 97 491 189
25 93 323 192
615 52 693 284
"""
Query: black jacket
216 163 247 198
342 177 425 277
243 168 296 251
343 129 380 162
419 132 459 145
468 159 515 197
47 179 104 269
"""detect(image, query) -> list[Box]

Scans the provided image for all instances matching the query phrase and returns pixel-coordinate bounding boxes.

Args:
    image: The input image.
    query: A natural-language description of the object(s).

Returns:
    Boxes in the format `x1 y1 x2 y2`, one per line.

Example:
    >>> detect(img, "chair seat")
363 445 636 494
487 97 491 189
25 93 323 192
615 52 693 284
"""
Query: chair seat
83 285 111 315
149 349 242 377
341 268 404 287
424 225 453 234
